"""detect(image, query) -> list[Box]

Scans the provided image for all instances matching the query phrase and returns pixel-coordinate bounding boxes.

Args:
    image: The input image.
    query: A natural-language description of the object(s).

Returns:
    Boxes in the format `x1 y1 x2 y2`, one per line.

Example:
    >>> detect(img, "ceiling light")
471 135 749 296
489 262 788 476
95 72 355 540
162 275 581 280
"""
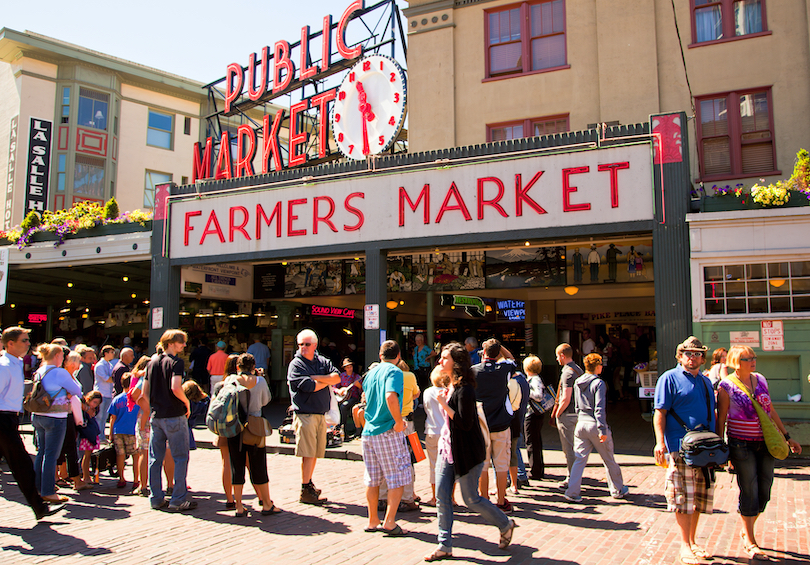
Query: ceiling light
9 304 15 309
399 300 404 305
255 310 266 317
179 309 191 316
131 293 137 299
564 286 579 296
143 300 150 305
770 279 786 288
282 261 288 266
122 276 129 282
66 299 72 304
386 300 398 309
485 305 493 312
67 282 73 288
524 241 530 246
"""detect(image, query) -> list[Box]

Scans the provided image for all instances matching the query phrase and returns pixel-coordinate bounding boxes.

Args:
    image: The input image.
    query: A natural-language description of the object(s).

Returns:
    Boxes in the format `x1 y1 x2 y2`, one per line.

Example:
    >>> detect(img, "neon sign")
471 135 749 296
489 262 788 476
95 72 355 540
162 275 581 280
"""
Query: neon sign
311 305 356 319
497 300 525 321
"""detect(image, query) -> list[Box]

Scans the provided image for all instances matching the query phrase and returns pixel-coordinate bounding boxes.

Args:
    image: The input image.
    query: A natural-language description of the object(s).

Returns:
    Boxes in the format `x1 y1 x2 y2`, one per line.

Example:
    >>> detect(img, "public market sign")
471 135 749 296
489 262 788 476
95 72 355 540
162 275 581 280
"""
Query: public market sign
170 144 653 259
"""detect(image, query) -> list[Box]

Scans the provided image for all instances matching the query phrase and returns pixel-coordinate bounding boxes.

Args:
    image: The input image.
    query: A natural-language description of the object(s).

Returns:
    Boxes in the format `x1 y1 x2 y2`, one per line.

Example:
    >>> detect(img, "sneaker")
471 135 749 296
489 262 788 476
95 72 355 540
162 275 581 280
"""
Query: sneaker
563 493 582 503
612 486 630 499
496 499 513 513
517 478 530 488
35 503 66 520
300 484 326 505
167 500 198 513
116 479 127 488
151 499 169 510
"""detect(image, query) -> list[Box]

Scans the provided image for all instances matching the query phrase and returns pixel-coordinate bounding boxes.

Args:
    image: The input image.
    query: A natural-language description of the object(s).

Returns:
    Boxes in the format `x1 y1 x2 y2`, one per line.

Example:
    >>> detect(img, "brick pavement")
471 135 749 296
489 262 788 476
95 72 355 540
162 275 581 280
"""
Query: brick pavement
2 421 808 565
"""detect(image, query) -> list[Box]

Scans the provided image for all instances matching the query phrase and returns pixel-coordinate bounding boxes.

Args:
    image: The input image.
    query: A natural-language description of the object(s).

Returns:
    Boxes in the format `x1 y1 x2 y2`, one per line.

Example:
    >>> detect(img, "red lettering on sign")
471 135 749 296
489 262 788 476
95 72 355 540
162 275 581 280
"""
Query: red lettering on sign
311 89 337 159
192 138 212 184
184 210 202 246
288 100 310 167
214 132 233 180
597 162 629 208
344 192 365 231
224 63 244 113
256 202 282 239
247 47 268 101
262 110 285 173
436 183 472 223
234 124 256 177
515 172 547 216
477 177 508 220
313 196 338 234
399 184 430 226
229 206 250 242
273 40 294 94
337 1 363 60
322 15 332 73
562 167 591 212
300 26 319 80
287 198 307 236
200 210 226 244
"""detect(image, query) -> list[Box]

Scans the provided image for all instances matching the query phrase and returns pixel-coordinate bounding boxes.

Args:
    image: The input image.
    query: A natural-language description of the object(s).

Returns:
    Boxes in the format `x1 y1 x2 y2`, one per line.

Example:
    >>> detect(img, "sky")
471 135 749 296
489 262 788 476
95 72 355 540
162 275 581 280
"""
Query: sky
2 0 407 84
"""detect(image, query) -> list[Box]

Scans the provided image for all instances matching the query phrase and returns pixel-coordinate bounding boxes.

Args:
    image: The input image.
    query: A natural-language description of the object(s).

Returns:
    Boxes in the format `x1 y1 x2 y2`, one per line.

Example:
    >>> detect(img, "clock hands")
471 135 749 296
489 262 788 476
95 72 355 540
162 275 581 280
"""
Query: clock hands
356 82 375 156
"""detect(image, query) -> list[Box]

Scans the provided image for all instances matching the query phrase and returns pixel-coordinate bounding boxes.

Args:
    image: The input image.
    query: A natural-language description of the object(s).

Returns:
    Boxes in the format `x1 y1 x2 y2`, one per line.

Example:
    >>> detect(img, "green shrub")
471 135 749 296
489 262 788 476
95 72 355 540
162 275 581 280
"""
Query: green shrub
21 210 41 232
103 197 120 220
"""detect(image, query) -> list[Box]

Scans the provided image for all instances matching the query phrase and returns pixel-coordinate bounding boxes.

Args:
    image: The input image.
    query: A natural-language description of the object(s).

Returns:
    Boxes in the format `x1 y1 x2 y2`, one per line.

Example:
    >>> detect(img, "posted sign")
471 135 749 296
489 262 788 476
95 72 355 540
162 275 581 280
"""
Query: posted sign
364 304 379 330
761 320 784 351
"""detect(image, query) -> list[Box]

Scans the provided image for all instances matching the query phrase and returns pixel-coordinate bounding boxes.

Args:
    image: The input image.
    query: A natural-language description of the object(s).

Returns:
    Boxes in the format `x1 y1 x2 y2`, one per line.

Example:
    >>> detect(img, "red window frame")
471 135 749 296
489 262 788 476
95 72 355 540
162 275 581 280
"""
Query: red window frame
695 87 780 182
689 0 770 47
484 0 569 82
487 114 569 142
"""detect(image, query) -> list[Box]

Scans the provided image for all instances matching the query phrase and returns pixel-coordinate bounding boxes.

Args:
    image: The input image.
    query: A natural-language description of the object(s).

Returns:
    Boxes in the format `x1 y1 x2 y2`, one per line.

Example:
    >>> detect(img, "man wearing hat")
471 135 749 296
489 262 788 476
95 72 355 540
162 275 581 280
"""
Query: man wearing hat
337 357 363 440
653 336 716 565
206 340 229 391
587 244 601 282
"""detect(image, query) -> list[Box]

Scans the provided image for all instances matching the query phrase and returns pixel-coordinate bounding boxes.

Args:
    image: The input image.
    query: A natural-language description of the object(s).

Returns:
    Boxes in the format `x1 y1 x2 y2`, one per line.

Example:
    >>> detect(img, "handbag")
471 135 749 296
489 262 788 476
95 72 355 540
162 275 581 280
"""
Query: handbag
325 385 340 426
671 377 728 469
78 412 101 442
407 431 426 463
242 414 272 447
529 377 556 415
726 373 789 460
23 367 62 413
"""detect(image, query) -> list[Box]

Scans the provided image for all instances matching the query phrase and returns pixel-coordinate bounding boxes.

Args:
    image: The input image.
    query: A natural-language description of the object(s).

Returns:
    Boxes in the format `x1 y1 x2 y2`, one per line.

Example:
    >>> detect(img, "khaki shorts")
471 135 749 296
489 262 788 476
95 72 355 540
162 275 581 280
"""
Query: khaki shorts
294 413 326 458
113 434 137 457
483 429 511 473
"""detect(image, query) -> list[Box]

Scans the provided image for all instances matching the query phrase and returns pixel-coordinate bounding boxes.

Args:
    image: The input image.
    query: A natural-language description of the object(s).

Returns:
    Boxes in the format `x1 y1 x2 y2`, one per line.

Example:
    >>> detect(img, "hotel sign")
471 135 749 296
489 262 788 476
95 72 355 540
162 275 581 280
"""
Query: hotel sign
24 118 52 214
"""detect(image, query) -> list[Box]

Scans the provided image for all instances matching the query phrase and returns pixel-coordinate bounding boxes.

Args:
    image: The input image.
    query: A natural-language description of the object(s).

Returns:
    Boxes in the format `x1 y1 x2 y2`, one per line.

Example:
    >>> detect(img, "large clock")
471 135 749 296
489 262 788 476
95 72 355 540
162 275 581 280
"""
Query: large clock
332 54 407 160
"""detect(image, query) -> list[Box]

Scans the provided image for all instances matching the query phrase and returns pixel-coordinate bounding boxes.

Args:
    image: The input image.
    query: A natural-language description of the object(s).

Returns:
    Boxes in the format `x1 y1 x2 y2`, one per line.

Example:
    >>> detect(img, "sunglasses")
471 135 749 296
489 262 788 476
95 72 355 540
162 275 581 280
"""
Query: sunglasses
683 351 704 358
740 356 757 362
298 342 314 347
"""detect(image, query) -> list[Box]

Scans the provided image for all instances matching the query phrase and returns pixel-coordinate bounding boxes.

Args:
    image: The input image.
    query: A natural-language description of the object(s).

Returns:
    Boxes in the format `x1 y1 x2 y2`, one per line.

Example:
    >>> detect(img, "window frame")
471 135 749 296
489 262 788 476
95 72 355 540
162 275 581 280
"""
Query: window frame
146 109 175 150
689 0 770 47
695 87 780 182
77 88 110 131
486 114 569 142
483 0 570 82
144 170 173 209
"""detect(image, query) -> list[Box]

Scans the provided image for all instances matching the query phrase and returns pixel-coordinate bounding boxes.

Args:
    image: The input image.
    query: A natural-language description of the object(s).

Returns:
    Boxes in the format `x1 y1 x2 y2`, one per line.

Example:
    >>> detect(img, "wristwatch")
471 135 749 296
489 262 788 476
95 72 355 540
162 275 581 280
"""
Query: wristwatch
784 432 791 441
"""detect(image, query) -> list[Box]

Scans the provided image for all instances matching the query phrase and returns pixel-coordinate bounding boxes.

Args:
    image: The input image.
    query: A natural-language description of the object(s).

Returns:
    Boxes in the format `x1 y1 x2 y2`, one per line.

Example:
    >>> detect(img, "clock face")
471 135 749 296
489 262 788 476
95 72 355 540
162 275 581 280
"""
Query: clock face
331 54 407 160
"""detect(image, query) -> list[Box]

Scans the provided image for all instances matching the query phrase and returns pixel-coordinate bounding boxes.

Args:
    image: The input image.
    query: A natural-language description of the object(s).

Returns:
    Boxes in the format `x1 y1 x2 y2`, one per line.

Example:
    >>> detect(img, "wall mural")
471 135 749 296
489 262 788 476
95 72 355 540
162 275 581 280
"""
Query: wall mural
284 260 343 297
567 239 653 285
410 251 485 291
485 247 566 288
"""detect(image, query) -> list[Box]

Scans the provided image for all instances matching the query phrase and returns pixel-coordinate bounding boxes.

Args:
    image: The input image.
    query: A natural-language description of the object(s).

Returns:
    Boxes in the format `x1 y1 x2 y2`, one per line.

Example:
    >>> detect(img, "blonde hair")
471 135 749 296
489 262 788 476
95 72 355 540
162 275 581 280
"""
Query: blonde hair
36 343 64 362
430 365 450 388
396 359 410 372
522 355 542 375
159 329 188 350
726 345 755 371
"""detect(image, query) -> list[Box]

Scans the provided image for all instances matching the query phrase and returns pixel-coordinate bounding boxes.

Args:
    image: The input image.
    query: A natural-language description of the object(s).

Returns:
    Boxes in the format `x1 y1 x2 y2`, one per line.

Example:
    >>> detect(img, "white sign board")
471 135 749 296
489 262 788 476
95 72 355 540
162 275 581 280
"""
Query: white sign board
761 320 784 351
364 304 379 330
169 144 653 259
639 387 656 399
730 330 760 348
151 307 164 330
180 264 253 300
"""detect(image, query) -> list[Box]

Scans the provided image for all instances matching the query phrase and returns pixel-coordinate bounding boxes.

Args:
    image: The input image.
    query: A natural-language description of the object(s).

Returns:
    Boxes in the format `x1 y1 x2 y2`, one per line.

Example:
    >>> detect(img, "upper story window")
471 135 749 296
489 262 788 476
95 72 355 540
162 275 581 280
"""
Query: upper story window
144 170 172 209
696 88 777 180
61 87 70 124
147 110 174 150
488 115 569 142
77 88 109 131
704 261 810 315
486 0 567 80
692 0 767 44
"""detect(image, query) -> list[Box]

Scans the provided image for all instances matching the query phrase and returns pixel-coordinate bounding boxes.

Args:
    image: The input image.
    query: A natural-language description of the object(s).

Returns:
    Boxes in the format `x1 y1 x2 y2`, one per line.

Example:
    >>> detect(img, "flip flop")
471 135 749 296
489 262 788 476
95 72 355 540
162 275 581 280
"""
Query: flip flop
691 544 713 560
260 504 283 516
678 553 702 565
424 549 453 562
235 510 248 518
364 525 380 533
381 524 406 537
43 495 68 504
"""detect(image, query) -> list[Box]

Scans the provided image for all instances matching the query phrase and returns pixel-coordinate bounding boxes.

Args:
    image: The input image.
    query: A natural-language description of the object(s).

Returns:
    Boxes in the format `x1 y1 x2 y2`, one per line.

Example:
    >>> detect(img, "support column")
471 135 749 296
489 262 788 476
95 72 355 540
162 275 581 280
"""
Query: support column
426 289 435 349
45 304 53 342
148 197 180 352
271 302 297 400
365 246 387 368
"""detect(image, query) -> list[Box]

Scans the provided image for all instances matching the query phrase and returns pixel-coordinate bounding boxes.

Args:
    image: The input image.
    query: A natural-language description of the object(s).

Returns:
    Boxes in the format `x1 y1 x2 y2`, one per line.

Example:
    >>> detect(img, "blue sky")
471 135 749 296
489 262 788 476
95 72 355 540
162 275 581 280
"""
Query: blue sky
2 0 407 83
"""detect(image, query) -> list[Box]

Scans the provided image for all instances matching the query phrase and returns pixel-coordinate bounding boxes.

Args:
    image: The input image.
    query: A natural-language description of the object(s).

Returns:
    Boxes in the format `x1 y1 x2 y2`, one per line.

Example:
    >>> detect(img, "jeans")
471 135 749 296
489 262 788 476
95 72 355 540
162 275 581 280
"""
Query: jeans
435 458 510 552
729 437 774 517
149 415 190 507
32 414 67 497
95 396 112 443
516 434 527 481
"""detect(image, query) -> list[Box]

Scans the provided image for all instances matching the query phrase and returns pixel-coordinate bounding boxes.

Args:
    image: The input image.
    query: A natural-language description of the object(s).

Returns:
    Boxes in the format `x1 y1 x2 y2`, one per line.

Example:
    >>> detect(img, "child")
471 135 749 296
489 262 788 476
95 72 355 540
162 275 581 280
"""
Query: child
423 365 452 507
108 373 140 490
78 391 103 484
182 380 209 450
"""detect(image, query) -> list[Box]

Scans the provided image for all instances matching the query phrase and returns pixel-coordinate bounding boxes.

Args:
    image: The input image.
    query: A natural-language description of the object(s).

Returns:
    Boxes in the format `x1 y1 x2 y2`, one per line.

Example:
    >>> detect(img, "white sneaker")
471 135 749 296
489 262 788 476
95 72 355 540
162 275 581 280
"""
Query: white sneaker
612 486 629 499
563 493 582 503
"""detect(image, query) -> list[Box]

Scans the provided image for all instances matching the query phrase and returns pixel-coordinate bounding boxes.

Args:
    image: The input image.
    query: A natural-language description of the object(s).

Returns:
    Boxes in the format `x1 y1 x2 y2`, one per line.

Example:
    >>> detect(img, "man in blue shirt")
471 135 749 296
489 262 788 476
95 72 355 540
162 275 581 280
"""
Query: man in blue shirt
464 337 481 365
362 340 410 536
0 326 65 520
653 336 715 565
246 336 271 374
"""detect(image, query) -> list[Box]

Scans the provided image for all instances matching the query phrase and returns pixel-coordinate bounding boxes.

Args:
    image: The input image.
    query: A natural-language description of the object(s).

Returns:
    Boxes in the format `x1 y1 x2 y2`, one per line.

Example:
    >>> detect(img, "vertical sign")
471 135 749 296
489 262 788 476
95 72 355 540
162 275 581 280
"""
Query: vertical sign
761 320 784 351
364 304 379 330
151 307 164 330
5 116 18 230
0 248 8 306
25 118 53 214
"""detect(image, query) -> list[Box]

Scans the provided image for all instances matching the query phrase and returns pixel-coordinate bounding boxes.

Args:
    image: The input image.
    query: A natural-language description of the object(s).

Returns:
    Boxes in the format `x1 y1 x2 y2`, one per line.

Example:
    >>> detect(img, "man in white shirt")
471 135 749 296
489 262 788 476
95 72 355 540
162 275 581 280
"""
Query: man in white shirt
582 329 596 356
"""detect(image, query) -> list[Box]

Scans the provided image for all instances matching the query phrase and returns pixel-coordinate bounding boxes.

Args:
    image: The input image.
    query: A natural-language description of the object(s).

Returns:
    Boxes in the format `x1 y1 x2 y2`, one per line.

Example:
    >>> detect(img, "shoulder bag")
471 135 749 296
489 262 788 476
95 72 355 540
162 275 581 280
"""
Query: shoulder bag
726 373 789 460
23 367 62 413
670 377 728 469
325 385 340 426
529 377 556 415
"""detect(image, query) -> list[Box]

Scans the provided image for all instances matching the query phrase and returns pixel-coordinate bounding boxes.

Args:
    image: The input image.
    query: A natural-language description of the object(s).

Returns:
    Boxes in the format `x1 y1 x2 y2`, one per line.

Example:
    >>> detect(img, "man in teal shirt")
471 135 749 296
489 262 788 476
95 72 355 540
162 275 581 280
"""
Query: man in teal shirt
362 340 411 536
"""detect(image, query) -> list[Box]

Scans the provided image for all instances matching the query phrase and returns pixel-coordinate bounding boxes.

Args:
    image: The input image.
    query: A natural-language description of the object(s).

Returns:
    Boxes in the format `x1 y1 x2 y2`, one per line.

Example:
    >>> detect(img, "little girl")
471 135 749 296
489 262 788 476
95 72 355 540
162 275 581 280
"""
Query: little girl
78 391 103 484
423 365 452 507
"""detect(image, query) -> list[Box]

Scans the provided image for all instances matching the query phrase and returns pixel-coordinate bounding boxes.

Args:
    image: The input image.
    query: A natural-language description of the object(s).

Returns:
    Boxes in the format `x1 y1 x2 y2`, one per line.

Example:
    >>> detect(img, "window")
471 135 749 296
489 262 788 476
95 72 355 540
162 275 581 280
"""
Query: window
488 115 569 142
74 156 105 200
696 88 777 180
61 87 70 124
692 0 766 44
147 110 174 150
56 154 67 192
184 116 192 136
486 0 567 79
77 88 109 130
704 261 810 315
144 170 172 208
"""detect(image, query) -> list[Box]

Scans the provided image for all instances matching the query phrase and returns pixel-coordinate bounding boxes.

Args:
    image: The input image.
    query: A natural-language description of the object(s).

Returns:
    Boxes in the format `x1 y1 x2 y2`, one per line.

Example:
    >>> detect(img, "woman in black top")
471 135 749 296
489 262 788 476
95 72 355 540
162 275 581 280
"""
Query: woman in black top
425 342 517 562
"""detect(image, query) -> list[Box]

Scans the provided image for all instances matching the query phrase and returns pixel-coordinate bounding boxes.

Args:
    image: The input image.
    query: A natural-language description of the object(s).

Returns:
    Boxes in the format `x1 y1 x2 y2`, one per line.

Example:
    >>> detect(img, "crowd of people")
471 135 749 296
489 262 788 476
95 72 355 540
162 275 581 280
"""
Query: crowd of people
0 325 801 563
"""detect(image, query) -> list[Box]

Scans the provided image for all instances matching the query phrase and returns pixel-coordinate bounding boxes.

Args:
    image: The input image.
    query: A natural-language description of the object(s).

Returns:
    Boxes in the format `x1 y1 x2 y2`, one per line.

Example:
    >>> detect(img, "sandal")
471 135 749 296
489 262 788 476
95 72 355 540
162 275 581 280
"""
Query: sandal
260 504 283 516
381 524 406 537
424 549 453 562
740 531 766 560
43 495 68 504
678 550 702 565
691 544 713 560
498 519 518 549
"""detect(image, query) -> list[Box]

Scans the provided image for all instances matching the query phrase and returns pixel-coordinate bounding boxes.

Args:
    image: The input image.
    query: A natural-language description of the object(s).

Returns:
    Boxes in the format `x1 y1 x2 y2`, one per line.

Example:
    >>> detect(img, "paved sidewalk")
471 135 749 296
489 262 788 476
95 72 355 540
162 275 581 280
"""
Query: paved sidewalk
1 424 808 565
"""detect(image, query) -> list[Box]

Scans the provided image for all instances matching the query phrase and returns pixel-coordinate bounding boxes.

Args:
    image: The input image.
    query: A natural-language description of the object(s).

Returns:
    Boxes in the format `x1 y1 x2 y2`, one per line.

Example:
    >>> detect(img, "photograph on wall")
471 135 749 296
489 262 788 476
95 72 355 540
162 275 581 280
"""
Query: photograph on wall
285 260 343 297
387 256 413 292
411 251 485 291
253 264 286 299
486 247 566 288
567 239 654 285
345 258 366 295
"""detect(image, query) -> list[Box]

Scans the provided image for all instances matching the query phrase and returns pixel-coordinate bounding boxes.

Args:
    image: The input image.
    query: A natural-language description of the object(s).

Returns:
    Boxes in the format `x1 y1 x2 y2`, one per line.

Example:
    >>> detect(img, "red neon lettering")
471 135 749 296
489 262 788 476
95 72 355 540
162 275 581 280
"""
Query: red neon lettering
273 40 295 94
184 210 202 246
287 198 307 236
477 177 508 220
313 196 338 234
192 138 212 183
322 15 332 73
300 26 319 80
288 100 310 167
262 110 285 173
247 47 268 101
435 183 472 223
234 124 256 177
256 202 282 239
344 192 364 231
224 63 243 113
214 132 232 180
311 89 337 159
597 162 630 208
515 172 547 216
562 167 591 212
229 206 250 242
398 185 430 226
336 1 363 60
200 210 226 244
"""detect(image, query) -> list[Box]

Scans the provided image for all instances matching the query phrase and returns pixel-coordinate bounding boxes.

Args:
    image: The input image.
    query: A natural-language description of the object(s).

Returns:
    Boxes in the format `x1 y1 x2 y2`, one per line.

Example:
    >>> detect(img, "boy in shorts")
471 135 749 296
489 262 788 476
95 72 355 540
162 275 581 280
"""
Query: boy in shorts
108 373 141 490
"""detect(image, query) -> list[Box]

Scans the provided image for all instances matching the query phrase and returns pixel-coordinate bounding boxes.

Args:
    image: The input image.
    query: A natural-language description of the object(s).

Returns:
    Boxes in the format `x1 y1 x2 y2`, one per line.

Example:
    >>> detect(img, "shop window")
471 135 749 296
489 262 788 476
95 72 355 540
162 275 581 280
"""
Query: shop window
703 260 810 315
61 86 70 124
144 170 172 209
74 156 105 200
77 88 109 131
696 88 777 180
488 115 568 142
692 0 767 45
485 0 567 79
147 110 174 150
